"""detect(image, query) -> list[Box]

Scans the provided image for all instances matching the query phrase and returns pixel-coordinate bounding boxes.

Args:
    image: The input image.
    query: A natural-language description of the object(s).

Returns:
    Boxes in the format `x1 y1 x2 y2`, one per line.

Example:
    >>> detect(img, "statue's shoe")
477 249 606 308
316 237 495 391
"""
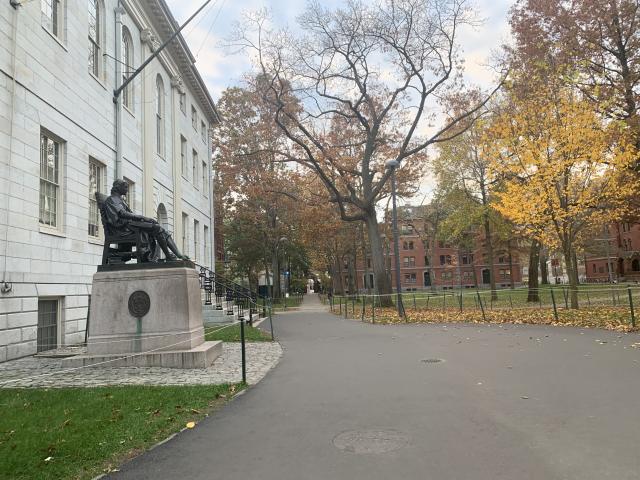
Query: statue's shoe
165 254 179 262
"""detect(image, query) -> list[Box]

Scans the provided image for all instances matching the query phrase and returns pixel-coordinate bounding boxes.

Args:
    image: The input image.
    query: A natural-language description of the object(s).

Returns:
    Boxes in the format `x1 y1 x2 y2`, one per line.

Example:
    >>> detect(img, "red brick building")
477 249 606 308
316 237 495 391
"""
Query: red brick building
343 205 522 292
584 222 640 282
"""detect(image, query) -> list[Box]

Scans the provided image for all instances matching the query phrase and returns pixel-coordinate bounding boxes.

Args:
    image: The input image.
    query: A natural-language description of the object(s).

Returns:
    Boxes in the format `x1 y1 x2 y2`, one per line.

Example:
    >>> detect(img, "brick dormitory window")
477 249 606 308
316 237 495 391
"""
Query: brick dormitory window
39 130 63 229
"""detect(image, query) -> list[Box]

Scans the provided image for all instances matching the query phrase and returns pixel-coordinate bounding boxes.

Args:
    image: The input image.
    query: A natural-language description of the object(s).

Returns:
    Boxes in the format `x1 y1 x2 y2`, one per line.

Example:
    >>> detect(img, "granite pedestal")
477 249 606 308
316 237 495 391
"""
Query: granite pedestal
64 262 221 369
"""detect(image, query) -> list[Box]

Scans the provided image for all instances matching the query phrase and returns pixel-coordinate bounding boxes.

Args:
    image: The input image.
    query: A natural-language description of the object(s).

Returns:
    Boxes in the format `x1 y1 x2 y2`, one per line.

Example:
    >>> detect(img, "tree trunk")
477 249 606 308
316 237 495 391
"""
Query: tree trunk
365 211 393 306
572 250 580 285
562 242 579 309
527 240 540 302
483 213 497 300
540 250 550 284
347 253 356 295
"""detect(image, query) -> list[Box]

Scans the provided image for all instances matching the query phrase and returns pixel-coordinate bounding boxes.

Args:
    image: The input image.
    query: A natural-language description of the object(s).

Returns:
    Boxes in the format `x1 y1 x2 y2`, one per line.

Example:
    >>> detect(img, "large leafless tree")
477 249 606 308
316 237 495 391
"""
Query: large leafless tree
231 0 503 299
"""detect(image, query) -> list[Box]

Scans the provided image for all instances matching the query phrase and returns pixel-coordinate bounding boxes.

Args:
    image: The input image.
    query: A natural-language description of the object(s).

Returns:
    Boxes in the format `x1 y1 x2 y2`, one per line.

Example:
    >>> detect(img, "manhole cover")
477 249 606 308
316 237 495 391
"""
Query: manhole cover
421 358 444 363
333 429 409 454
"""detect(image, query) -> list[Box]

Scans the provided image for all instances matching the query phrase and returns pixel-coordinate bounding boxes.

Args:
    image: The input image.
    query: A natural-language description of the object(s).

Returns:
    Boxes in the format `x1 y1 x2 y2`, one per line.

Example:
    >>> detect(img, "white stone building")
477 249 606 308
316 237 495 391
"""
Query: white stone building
0 0 219 361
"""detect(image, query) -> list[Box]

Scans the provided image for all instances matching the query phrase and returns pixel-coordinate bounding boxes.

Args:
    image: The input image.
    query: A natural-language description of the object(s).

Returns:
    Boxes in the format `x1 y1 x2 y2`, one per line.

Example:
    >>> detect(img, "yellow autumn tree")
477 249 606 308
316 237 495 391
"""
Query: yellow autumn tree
486 87 637 308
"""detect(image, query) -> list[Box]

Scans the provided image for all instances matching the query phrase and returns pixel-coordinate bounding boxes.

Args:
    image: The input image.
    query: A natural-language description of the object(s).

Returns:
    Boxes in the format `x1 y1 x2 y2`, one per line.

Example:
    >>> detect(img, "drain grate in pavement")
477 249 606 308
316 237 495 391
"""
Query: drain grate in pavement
333 429 409 454
421 358 444 364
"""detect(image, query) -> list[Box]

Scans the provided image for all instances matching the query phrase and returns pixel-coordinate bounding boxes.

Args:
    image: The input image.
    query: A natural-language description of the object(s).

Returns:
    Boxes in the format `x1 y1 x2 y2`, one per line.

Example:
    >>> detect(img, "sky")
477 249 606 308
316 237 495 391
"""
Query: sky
166 0 514 99
165 0 515 200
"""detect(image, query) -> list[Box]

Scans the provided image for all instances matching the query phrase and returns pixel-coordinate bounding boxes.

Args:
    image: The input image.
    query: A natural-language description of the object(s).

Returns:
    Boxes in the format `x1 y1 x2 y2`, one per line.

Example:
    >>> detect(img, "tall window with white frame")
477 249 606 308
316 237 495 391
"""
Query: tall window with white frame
181 213 188 254
193 220 200 262
180 136 187 177
88 0 102 77
39 130 63 229
202 160 207 193
201 121 206 143
179 93 186 114
192 149 198 186
191 106 197 130
41 0 63 39
88 158 105 238
121 27 133 110
203 225 209 265
123 177 135 213
156 75 165 156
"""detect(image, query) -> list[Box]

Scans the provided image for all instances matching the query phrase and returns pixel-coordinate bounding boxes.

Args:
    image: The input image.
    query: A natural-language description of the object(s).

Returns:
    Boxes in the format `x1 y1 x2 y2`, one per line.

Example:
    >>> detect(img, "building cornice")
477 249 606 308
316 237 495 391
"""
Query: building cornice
123 0 220 125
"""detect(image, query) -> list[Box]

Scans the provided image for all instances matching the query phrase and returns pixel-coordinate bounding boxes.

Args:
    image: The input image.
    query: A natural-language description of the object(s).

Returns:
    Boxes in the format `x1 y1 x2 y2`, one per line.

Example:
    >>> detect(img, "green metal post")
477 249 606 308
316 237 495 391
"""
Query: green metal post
628 287 636 328
476 291 486 322
550 288 559 321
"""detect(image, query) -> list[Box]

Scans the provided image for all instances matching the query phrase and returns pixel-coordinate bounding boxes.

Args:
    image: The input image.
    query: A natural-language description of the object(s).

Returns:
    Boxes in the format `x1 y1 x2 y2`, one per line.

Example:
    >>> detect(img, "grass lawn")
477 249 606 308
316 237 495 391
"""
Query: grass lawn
0 384 242 480
205 323 272 342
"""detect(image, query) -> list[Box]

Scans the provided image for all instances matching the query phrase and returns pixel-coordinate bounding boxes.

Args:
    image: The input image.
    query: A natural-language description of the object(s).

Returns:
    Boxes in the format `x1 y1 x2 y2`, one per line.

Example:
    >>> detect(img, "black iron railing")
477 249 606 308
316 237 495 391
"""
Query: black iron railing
195 263 267 325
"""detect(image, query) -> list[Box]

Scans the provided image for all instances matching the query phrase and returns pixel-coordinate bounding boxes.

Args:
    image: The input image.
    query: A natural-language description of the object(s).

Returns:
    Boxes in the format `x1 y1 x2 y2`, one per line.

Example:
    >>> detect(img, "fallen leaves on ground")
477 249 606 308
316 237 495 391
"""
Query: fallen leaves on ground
336 306 638 332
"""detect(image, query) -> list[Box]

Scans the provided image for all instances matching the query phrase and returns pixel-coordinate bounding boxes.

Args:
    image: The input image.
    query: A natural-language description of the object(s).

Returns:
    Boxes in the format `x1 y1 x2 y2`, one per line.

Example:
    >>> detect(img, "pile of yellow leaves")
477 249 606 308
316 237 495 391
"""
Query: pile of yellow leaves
336 307 637 332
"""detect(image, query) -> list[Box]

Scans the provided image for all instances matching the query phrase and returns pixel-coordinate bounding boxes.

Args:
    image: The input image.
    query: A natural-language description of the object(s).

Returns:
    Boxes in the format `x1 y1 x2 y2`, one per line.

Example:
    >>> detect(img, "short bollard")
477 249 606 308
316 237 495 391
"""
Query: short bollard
628 287 636 328
240 317 247 384
476 291 486 322
550 289 559 321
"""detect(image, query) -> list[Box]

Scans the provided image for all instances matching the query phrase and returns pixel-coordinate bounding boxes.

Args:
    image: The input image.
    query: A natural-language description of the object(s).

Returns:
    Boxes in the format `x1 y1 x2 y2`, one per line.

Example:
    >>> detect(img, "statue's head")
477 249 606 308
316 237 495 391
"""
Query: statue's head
111 179 128 195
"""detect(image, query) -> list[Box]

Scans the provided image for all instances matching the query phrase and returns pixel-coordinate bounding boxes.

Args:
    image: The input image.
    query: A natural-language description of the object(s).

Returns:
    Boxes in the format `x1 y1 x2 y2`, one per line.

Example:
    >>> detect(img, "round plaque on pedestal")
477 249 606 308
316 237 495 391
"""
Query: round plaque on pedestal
128 290 151 318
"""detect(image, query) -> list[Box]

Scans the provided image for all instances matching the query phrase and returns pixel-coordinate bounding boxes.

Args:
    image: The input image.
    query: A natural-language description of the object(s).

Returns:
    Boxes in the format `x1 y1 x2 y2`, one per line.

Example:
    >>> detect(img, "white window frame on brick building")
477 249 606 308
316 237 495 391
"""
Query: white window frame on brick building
88 158 106 239
39 129 64 232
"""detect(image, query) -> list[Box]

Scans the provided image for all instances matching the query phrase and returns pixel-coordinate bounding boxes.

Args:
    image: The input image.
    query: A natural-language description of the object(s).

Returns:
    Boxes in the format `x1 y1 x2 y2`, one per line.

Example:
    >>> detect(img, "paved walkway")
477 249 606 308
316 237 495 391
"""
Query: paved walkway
0 342 282 388
112 294 640 480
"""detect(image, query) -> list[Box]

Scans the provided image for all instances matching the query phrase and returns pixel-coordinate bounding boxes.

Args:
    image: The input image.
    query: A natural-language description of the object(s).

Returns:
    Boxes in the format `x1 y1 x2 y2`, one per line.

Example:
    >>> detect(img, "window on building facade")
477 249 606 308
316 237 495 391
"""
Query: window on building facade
156 75 165 156
37 299 59 352
446 255 451 265
404 273 416 284
180 93 186 114
403 241 408 250
424 256 429 266
439 255 445 266
123 177 135 213
592 264 596 273
367 258 372 268
88 0 103 78
181 213 188 253
88 158 105 238
203 225 209 262
42 0 63 40
191 106 198 130
192 149 198 186
122 27 133 110
193 219 199 262
202 160 207 193
39 130 63 229
180 136 187 177
403 256 415 267
201 121 207 143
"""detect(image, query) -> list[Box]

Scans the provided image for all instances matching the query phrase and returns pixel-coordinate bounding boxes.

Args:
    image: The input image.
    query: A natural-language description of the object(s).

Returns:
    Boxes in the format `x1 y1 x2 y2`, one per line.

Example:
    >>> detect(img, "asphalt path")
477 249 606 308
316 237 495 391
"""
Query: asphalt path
111 295 640 480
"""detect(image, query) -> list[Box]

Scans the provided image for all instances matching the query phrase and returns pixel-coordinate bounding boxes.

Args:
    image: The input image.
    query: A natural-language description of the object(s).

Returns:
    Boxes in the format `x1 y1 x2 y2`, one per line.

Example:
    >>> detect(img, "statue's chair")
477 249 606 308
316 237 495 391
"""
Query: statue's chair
96 192 148 265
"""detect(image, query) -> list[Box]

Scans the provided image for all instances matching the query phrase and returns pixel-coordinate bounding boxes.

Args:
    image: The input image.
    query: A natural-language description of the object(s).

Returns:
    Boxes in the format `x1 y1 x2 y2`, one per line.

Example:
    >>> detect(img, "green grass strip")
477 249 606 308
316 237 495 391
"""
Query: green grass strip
0 384 242 480
205 324 272 342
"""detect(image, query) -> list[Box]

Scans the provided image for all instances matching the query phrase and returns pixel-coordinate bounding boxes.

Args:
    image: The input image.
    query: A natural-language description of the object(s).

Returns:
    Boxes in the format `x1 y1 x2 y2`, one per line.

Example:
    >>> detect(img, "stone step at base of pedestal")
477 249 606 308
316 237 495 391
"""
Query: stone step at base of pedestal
61 341 222 369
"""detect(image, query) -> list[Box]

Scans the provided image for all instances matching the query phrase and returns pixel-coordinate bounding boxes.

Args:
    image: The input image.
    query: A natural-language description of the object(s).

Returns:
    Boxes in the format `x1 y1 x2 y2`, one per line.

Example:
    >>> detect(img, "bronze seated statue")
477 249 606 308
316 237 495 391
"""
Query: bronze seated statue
98 179 188 265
